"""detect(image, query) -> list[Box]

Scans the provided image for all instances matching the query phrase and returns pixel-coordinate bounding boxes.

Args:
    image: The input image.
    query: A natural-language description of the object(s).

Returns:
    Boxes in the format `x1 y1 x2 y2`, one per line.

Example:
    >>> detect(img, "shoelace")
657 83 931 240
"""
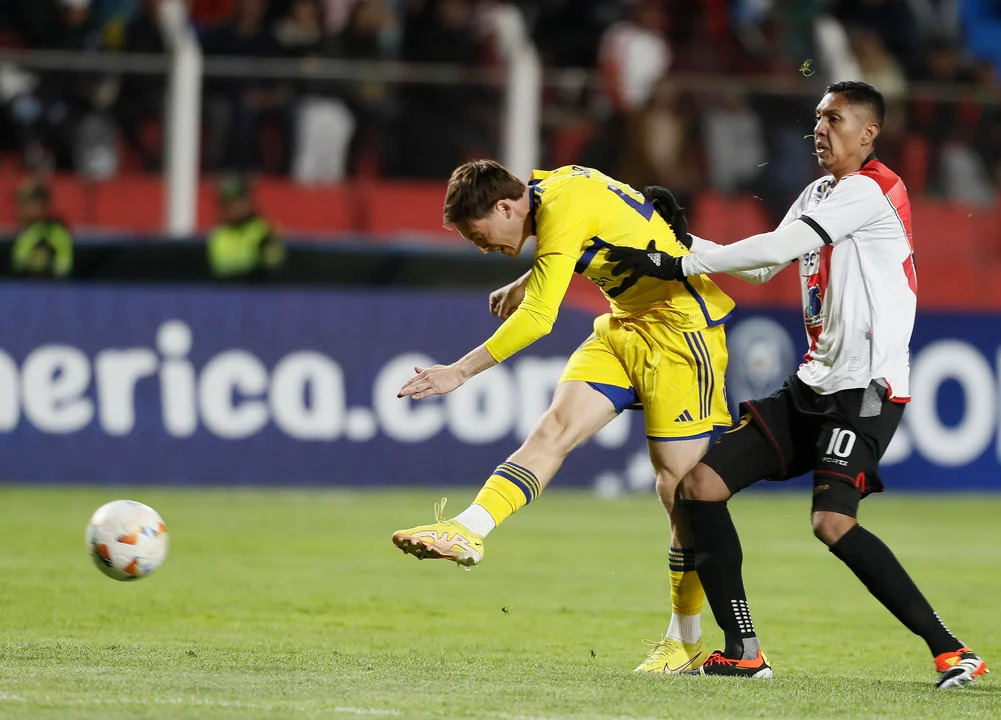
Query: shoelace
703 652 736 667
433 497 448 524
639 637 682 661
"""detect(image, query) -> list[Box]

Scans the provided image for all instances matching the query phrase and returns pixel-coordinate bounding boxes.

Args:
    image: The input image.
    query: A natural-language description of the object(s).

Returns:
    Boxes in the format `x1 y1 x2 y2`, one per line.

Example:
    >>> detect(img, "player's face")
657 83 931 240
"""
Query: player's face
457 204 525 258
813 93 878 177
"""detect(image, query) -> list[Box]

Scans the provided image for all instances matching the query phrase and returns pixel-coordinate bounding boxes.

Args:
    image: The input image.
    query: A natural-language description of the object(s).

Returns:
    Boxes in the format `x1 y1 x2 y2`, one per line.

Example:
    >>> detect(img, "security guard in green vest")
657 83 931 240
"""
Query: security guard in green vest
207 176 285 280
11 181 73 278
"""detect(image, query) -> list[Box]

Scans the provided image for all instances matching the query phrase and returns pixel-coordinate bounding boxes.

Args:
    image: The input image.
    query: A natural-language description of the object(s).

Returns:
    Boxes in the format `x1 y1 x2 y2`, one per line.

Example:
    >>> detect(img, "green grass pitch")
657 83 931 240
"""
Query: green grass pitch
0 486 998 719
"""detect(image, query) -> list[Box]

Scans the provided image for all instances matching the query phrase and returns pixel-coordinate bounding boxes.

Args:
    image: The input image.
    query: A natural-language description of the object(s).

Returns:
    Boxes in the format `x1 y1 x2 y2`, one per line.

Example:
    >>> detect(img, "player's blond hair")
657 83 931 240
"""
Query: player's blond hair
443 160 526 226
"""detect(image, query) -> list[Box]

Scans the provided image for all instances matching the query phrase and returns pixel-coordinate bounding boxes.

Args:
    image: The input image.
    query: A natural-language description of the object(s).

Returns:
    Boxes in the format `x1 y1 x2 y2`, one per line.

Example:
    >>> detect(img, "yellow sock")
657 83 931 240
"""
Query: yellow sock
472 462 541 527
669 546 704 616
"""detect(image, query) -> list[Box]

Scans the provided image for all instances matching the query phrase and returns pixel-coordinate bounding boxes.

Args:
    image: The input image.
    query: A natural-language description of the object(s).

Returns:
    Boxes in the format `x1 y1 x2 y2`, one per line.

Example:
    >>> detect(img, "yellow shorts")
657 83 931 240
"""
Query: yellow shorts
560 312 731 440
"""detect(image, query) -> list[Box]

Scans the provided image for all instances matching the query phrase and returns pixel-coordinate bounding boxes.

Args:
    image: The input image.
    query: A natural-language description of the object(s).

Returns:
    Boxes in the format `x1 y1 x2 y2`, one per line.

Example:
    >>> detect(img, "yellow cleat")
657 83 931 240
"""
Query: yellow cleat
634 635 710 674
392 498 484 568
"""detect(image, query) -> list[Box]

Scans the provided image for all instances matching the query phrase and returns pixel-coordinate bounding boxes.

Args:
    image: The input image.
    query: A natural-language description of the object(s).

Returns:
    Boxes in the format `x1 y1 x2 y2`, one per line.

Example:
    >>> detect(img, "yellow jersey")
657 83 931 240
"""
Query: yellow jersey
484 165 735 362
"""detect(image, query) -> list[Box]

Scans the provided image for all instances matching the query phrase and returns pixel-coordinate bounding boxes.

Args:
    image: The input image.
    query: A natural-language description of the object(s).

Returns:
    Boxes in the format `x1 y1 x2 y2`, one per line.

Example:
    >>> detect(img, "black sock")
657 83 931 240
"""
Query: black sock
829 525 962 657
682 499 758 659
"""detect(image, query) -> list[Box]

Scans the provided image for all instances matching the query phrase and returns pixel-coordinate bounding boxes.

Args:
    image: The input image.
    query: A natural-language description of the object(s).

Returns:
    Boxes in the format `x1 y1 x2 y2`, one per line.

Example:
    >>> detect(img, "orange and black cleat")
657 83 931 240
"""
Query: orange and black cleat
935 648 988 690
685 649 773 679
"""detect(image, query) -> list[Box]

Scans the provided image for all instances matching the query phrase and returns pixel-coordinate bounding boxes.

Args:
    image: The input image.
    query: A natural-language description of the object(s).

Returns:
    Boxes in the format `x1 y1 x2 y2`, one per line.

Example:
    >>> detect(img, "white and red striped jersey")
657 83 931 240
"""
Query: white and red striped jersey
780 157 916 401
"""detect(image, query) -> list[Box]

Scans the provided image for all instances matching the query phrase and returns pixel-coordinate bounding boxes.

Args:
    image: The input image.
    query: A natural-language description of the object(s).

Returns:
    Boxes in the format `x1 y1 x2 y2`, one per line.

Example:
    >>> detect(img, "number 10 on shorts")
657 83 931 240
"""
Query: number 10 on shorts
825 427 857 458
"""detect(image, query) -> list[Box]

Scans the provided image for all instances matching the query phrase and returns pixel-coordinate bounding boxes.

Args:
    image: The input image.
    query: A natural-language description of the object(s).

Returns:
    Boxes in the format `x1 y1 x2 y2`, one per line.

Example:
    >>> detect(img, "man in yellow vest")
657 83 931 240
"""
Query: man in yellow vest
11 181 73 279
207 175 285 280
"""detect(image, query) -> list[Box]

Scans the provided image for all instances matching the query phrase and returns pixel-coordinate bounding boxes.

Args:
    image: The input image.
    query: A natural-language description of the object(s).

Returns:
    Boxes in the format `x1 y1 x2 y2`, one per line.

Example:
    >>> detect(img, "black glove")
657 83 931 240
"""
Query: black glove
607 239 684 281
642 186 692 249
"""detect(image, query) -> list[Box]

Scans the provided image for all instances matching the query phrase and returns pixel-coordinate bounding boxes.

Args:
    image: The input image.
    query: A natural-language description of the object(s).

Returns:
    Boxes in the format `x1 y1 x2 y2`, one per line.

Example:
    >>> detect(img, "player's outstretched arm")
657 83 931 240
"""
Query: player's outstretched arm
682 220 823 276
688 235 787 285
489 270 532 320
609 221 824 282
397 345 497 401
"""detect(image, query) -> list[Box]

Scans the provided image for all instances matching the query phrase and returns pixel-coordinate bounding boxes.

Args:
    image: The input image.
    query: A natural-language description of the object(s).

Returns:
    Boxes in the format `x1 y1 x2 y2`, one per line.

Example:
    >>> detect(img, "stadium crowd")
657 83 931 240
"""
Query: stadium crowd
0 0 999 215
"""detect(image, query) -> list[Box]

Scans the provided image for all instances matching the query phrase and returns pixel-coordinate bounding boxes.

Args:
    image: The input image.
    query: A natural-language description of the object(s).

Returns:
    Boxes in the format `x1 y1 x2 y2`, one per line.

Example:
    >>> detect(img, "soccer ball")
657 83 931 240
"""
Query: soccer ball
86 500 168 581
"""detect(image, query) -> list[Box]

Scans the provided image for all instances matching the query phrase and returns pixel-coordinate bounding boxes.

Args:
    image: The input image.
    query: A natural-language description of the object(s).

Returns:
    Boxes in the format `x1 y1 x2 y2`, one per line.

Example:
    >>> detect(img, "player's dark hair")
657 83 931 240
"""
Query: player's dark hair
825 80 885 125
443 159 526 226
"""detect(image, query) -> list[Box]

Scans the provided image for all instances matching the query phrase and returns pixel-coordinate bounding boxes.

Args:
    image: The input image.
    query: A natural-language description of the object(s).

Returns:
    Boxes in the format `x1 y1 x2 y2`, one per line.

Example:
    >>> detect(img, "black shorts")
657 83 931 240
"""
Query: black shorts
701 375 905 517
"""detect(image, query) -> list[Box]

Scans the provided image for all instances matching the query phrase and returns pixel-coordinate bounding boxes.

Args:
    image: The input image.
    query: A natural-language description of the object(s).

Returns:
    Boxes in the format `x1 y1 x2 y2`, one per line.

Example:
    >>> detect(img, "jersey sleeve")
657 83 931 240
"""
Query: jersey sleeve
483 253 577 363
798 174 886 245
689 234 787 284
684 221 823 276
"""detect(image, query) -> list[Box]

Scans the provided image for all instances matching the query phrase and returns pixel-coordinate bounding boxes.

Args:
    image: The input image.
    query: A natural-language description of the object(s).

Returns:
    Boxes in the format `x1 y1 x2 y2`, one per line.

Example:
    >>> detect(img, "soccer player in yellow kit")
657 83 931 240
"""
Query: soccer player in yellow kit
394 160 735 673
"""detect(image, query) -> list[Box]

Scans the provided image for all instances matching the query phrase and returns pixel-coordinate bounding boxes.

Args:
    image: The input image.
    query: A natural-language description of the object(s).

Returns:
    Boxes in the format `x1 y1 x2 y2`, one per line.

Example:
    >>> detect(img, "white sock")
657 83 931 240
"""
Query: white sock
453 504 496 537
666 612 702 644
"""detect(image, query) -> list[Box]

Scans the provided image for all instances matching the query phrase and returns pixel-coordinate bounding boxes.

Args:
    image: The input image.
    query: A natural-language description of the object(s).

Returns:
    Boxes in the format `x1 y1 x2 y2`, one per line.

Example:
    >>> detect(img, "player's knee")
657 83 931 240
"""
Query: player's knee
529 406 578 455
679 463 730 502
811 511 856 546
655 470 682 509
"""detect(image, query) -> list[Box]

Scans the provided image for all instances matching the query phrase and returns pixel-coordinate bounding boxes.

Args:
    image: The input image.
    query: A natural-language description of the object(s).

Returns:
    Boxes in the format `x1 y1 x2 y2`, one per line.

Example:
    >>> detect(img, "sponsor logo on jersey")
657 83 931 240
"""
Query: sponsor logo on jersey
815 178 835 197
806 285 824 323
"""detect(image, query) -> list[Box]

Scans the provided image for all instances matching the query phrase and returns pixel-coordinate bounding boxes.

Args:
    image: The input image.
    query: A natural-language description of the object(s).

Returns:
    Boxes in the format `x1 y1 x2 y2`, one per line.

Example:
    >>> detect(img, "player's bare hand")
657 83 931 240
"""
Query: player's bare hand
397 365 465 400
489 279 527 320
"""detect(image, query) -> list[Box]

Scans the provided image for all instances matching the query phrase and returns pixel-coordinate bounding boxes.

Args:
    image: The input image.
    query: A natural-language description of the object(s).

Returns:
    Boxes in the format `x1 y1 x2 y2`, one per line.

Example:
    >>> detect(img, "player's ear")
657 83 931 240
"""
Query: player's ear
862 120 880 147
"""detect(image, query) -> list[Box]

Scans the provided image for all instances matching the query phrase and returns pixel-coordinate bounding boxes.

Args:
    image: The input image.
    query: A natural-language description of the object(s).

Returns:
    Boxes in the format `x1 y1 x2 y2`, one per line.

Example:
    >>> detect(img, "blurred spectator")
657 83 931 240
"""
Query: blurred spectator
280 0 357 182
938 127 997 205
335 0 393 59
974 62 1001 187
202 0 284 172
598 0 671 113
616 77 701 209
50 0 105 51
112 0 166 171
732 0 823 67
6 0 121 174
390 0 493 178
330 0 396 174
274 0 397 181
830 0 919 77
10 180 73 278
274 0 324 53
702 90 766 192
847 28 906 171
207 175 285 279
852 28 907 100
530 0 620 68
190 0 238 29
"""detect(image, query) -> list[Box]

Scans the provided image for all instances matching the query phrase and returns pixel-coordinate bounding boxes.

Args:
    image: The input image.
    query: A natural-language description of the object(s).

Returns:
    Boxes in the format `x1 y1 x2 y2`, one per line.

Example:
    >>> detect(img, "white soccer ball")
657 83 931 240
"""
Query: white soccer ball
86 500 168 581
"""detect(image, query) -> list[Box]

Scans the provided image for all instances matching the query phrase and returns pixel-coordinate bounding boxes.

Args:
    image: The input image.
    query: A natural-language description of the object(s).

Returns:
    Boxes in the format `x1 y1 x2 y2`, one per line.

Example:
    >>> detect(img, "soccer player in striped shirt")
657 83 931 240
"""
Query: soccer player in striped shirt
607 81 987 689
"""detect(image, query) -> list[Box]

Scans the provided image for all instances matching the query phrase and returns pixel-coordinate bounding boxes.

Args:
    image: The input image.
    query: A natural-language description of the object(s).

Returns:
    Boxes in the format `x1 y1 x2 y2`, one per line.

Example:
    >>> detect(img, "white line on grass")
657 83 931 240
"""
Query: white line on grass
18 694 403 715
333 708 403 716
